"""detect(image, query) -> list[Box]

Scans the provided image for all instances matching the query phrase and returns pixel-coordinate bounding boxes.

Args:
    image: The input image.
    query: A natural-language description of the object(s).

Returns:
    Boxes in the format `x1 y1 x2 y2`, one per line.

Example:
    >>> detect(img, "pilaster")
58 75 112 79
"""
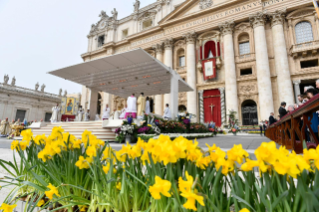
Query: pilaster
218 87 226 126
198 90 204 124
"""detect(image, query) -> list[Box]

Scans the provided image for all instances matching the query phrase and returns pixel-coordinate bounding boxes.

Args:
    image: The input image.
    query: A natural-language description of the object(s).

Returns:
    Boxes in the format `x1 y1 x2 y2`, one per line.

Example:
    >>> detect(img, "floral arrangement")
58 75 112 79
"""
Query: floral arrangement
2 128 319 212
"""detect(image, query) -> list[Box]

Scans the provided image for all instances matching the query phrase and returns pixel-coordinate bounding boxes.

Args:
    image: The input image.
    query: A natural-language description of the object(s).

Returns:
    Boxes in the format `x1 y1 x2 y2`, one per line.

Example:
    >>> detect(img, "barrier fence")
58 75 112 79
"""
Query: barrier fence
265 94 319 154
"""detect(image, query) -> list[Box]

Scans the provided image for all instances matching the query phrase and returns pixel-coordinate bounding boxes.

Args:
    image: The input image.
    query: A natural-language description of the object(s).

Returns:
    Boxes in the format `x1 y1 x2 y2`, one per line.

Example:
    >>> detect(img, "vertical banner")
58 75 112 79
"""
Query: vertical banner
202 58 216 80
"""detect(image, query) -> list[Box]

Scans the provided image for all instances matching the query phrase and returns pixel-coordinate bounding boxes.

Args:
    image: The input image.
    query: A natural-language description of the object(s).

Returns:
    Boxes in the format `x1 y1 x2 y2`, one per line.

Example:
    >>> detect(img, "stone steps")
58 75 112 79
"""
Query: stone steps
31 121 117 141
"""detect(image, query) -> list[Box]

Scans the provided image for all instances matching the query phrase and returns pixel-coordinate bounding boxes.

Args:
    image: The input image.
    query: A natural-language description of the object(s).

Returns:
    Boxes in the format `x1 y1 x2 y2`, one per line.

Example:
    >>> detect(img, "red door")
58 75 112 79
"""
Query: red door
203 89 221 127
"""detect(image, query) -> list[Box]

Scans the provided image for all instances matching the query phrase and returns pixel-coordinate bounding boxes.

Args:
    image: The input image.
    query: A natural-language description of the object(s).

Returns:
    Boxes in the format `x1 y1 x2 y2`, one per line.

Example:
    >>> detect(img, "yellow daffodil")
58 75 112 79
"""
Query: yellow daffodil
21 129 33 142
102 147 112 160
178 171 193 192
303 148 319 162
195 156 210 170
0 203 17 212
149 176 172 199
239 209 250 212
206 143 217 152
180 186 205 211
38 148 51 162
51 126 64 140
103 163 110 174
82 130 92 145
216 158 234 175
227 144 249 164
10 140 19 151
86 146 97 157
19 140 29 151
34 134 47 145
209 147 226 163
72 139 83 149
45 183 60 200
116 182 122 190
80 206 88 212
75 156 93 169
37 199 45 207
255 142 278 164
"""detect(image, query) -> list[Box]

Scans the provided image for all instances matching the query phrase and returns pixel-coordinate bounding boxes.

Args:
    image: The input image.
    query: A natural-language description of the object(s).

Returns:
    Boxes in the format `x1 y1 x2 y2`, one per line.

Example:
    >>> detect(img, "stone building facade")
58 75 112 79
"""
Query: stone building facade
0 75 61 122
80 0 319 126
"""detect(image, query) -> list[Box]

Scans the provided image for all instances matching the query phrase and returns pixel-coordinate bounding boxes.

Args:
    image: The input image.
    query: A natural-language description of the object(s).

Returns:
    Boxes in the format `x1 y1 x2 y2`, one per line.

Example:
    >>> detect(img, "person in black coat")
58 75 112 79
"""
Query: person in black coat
269 112 277 125
149 97 154 113
278 102 288 119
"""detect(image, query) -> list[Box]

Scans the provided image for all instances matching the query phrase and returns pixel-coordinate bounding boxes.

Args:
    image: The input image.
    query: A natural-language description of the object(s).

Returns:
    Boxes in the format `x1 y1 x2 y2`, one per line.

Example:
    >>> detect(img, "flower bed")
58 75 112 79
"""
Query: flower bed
1 128 319 212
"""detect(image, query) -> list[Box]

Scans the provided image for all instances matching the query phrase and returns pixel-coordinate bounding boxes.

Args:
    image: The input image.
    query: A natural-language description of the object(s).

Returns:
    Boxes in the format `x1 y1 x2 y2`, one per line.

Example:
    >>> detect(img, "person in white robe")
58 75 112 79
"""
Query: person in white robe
84 110 90 121
0 118 11 136
119 105 127 119
102 104 110 120
77 107 85 121
145 97 150 115
50 104 61 123
125 94 137 118
95 114 100 121
163 104 172 120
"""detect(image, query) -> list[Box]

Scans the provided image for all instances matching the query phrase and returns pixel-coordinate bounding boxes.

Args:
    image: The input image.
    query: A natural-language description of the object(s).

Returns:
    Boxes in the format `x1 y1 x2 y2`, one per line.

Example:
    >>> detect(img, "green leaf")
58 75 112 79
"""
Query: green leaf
271 190 288 209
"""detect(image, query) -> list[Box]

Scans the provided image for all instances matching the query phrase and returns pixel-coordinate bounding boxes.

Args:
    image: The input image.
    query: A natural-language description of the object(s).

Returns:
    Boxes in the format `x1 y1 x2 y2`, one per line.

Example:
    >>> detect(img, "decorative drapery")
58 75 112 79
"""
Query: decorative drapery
204 41 216 58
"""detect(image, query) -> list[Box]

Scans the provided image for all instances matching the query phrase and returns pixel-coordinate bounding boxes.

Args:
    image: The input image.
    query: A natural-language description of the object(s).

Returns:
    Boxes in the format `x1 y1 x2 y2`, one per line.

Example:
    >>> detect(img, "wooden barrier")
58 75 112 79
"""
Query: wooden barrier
265 95 319 154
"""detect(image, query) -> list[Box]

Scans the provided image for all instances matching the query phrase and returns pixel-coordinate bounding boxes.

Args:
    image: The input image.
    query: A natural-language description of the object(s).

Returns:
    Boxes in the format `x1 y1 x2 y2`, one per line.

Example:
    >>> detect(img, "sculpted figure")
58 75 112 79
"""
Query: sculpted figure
90 24 97 33
64 90 67 97
111 8 118 20
59 88 62 96
4 75 9 85
41 84 45 92
99 10 108 18
35 82 39 91
134 0 140 12
11 76 16 86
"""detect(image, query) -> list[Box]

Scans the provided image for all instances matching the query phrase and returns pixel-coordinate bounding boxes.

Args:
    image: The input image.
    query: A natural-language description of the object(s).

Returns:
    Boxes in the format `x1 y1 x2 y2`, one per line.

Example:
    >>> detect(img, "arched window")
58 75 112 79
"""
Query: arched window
238 33 250 55
177 49 185 67
295 21 314 44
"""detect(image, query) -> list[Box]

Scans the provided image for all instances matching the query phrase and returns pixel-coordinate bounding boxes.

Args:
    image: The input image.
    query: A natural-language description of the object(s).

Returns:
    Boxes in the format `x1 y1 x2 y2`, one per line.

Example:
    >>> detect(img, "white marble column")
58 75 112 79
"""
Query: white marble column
270 9 294 106
198 90 204 123
88 89 99 121
184 32 198 116
218 21 239 117
153 43 164 115
249 12 275 120
293 80 301 103
163 38 174 110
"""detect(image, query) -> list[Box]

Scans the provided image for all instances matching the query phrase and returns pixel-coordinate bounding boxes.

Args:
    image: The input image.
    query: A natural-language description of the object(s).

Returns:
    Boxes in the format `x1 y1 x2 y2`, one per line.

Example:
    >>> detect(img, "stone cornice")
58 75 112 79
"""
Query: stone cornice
0 84 60 103
269 9 286 28
163 38 174 49
249 11 268 28
183 32 197 44
218 21 235 36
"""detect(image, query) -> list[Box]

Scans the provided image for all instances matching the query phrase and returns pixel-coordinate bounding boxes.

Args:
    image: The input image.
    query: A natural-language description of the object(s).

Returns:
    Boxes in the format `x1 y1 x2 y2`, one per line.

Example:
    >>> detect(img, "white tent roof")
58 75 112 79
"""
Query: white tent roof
49 48 193 98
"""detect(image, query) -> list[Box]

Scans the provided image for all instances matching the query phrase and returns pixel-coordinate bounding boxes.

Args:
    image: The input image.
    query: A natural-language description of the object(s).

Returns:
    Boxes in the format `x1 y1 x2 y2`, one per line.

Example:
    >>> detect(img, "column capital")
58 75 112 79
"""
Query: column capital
218 21 235 36
163 38 174 49
269 9 286 28
152 43 163 54
249 11 268 28
293 80 301 85
183 31 197 44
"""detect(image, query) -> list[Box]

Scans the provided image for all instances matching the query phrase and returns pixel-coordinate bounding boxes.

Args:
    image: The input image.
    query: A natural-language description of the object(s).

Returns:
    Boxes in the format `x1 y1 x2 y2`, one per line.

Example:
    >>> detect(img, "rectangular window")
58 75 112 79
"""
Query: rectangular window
239 42 250 55
98 35 105 47
300 59 318 69
45 113 52 122
179 56 185 67
15 110 26 121
240 68 253 76
122 29 128 40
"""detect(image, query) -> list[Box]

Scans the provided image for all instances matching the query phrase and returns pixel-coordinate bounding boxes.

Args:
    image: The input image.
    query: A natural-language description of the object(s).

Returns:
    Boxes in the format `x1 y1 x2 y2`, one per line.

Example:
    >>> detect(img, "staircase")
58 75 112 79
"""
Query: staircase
31 121 117 141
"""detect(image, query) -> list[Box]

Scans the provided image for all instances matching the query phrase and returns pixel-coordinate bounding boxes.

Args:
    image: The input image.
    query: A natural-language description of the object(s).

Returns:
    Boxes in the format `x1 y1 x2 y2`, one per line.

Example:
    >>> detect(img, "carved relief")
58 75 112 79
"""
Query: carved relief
199 0 213 10
269 9 286 27
163 38 174 49
183 32 197 44
153 43 163 54
219 21 235 36
249 11 267 28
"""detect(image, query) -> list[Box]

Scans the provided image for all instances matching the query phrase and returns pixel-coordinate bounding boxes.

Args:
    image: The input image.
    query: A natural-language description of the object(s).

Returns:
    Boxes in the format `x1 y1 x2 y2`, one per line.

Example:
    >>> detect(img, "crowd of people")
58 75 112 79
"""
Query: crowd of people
101 93 172 120
267 80 319 142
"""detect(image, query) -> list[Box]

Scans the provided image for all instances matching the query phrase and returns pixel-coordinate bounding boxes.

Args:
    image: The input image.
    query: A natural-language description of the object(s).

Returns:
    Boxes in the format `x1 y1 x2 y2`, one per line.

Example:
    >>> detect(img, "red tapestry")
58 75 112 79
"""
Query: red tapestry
203 89 221 127
202 58 216 80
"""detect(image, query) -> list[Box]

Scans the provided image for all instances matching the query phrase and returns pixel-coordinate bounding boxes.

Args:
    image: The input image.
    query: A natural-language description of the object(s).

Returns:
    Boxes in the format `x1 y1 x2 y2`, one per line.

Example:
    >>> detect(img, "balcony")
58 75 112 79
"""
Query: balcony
290 40 319 58
235 53 255 63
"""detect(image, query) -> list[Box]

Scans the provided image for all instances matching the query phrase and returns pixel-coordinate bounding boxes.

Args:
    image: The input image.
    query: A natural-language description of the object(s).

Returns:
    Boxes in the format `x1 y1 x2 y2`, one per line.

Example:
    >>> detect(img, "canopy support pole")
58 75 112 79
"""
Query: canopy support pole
170 71 179 120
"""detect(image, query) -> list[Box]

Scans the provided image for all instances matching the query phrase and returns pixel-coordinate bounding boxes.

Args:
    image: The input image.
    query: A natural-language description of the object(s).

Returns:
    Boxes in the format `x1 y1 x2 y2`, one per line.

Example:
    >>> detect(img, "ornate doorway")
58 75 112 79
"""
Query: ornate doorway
241 100 258 125
203 89 221 126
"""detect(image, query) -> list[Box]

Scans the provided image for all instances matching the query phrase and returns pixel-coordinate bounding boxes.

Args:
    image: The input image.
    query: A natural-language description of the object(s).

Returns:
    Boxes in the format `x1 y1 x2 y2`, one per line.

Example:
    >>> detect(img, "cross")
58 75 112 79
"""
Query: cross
209 104 215 115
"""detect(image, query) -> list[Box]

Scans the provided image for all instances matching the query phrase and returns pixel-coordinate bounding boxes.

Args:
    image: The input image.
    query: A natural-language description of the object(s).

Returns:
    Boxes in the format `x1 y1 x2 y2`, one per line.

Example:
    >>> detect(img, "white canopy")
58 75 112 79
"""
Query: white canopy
49 48 193 98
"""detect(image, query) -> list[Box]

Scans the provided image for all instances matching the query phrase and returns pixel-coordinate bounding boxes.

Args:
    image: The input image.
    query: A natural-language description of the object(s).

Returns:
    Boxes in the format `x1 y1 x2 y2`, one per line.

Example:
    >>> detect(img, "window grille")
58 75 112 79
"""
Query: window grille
295 22 314 44
179 56 185 67
239 42 250 55
15 110 26 121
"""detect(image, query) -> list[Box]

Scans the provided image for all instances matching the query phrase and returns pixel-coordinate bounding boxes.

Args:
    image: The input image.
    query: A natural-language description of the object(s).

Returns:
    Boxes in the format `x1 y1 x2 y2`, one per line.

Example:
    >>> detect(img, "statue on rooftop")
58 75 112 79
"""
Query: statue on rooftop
64 90 67 97
4 75 9 85
111 8 118 21
134 0 140 12
41 84 46 92
35 82 39 91
59 88 62 97
11 76 16 86
99 10 108 18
